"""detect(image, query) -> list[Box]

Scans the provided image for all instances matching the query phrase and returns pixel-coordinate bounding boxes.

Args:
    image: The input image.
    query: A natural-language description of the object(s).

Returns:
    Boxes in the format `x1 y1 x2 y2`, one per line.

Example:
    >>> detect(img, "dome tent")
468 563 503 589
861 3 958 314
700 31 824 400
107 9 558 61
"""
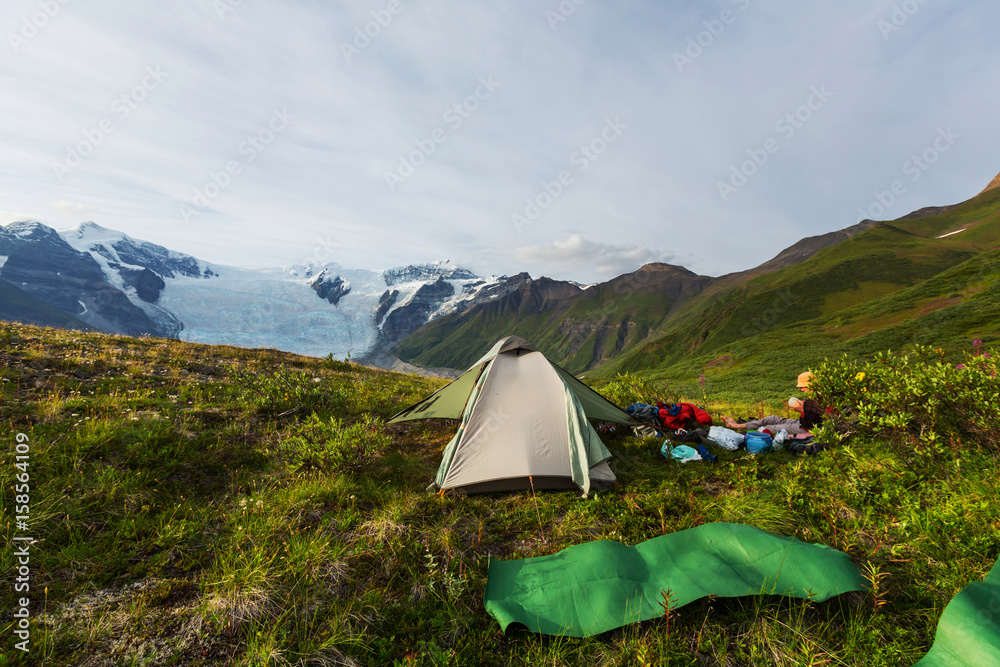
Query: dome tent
389 336 641 496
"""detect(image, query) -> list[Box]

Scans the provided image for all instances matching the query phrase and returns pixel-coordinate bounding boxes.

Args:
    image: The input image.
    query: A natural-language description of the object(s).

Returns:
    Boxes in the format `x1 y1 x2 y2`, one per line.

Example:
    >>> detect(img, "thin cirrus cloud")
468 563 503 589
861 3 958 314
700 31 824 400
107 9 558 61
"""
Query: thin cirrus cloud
0 0 997 283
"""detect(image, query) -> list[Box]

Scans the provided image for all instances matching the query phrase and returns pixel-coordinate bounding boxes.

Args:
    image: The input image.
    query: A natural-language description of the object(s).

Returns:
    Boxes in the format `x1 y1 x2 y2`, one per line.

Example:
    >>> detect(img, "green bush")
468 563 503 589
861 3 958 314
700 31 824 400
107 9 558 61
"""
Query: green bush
599 372 674 408
229 365 347 417
811 344 1000 456
277 413 390 473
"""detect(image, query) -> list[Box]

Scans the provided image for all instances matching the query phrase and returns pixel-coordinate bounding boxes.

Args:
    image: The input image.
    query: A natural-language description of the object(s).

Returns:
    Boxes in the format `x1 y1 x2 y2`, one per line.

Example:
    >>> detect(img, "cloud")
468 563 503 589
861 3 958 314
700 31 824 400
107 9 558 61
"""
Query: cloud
514 235 677 280
0 1 997 283
51 201 98 217
0 211 33 226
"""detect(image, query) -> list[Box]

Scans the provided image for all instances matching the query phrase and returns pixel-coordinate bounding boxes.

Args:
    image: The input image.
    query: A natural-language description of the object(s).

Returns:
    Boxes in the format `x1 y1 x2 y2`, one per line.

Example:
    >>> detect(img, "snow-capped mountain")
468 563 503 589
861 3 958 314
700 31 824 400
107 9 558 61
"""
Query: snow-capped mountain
0 221 510 365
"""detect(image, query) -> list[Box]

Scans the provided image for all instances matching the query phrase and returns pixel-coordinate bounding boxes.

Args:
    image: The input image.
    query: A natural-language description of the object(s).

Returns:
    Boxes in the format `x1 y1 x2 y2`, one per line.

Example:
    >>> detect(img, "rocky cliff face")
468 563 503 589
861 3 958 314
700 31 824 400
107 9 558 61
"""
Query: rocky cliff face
310 270 352 306
116 266 167 303
381 277 456 342
374 290 400 326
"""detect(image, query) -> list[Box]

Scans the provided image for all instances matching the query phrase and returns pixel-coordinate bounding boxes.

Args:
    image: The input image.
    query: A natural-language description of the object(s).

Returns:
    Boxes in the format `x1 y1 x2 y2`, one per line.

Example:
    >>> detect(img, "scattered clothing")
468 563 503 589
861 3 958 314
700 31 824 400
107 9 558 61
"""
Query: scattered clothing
789 441 826 455
799 399 824 430
675 427 709 444
656 402 713 430
695 443 717 463
744 415 811 435
631 424 663 438
625 403 661 426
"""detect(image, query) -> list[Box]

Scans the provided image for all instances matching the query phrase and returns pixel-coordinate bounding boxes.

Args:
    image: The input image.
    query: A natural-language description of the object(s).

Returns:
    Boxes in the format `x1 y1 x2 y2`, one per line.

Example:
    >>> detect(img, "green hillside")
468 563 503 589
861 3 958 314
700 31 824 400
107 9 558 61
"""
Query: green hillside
398 187 1000 396
594 186 1000 399
4 320 1000 665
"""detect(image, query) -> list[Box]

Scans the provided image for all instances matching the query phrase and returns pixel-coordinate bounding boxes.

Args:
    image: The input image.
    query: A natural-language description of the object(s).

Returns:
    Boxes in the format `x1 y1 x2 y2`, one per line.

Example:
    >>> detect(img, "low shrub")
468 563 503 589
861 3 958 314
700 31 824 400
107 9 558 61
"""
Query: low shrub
277 413 390 473
811 344 1000 456
228 365 347 417
599 372 675 408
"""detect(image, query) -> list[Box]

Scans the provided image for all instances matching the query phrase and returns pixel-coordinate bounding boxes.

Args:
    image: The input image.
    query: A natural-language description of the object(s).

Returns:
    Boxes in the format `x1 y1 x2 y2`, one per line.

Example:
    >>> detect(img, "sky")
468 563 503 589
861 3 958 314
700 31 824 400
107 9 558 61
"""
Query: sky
1 0 998 283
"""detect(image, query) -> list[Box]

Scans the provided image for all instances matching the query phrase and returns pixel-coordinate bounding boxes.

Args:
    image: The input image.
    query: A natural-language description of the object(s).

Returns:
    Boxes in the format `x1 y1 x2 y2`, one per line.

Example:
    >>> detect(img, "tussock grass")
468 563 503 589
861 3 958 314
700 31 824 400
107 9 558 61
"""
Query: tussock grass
1 321 998 665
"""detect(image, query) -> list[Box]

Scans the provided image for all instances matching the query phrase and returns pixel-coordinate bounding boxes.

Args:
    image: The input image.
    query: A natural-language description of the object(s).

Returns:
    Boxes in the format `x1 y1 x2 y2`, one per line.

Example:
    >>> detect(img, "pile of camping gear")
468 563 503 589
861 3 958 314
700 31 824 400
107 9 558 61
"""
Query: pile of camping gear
622 398 823 462
391 336 826 495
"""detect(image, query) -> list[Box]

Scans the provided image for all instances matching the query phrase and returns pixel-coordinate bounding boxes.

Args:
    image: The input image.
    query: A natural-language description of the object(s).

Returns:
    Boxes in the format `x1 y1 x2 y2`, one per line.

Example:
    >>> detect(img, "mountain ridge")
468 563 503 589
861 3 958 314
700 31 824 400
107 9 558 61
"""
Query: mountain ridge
982 170 1000 195
397 184 1000 375
0 220 515 368
5 174 999 376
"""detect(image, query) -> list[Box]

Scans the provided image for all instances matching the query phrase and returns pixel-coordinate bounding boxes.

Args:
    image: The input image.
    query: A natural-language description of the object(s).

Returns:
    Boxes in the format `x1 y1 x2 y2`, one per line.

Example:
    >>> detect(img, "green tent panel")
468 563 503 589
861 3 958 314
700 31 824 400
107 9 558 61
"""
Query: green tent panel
484 522 869 637
389 336 639 495
387 363 485 422
913 556 1000 666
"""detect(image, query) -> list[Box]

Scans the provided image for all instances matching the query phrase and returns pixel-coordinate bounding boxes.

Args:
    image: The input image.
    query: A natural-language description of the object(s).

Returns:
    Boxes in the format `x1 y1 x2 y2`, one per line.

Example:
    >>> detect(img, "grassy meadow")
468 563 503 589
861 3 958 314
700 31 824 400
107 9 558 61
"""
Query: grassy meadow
2 320 999 666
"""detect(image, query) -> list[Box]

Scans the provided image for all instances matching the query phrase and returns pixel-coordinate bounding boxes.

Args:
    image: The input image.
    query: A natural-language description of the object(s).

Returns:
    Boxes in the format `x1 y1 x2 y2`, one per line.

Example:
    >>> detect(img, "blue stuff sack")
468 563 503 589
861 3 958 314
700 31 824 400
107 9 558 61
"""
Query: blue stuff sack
745 431 773 454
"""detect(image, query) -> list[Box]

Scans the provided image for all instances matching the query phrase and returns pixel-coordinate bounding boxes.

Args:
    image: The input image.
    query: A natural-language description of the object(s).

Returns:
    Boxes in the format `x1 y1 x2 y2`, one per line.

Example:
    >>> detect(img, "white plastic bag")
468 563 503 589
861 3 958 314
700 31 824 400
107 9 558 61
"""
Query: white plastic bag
707 426 743 451
773 429 788 450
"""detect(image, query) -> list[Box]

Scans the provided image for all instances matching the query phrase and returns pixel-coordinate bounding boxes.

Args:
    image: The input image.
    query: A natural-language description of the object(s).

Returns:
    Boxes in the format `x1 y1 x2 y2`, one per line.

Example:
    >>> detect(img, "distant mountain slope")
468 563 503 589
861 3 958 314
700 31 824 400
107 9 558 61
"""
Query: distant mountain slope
724 219 876 277
983 171 1000 195
0 277 94 330
393 220 899 373
394 264 722 372
599 185 1000 385
627 239 1000 403
392 276 584 370
398 184 1000 378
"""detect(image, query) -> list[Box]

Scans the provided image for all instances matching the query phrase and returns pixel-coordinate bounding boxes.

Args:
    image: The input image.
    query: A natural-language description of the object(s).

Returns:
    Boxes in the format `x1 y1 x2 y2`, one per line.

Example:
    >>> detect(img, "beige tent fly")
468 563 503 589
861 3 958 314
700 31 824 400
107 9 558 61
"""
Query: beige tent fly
389 336 641 496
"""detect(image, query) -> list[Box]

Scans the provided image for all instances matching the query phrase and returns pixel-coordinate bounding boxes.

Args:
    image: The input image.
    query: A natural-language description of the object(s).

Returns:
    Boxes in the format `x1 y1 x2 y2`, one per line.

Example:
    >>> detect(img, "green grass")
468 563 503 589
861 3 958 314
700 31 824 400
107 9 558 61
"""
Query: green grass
2 321 999 665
